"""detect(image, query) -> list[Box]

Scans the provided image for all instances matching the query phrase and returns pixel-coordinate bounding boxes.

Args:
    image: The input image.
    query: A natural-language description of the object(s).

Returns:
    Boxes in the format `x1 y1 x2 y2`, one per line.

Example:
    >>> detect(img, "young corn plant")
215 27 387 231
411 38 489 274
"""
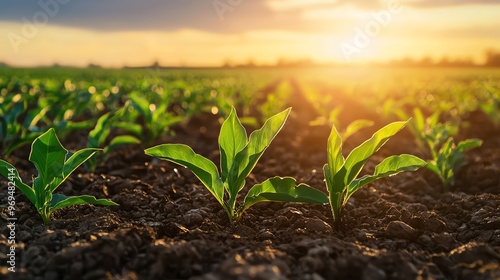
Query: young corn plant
426 138 482 190
86 105 141 171
398 109 482 190
397 108 458 155
0 128 118 224
145 107 328 222
322 121 426 223
128 93 183 144
0 100 47 157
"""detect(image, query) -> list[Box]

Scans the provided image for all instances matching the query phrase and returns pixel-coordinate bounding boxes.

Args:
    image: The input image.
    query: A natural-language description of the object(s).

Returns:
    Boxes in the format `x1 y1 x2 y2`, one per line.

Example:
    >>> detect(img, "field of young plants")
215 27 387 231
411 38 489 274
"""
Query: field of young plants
1 66 499 279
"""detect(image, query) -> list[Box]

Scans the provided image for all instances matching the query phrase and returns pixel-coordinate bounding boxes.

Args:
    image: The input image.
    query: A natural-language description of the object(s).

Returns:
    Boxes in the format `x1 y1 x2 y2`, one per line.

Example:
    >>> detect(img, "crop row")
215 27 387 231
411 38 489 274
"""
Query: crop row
1 106 481 225
0 68 493 226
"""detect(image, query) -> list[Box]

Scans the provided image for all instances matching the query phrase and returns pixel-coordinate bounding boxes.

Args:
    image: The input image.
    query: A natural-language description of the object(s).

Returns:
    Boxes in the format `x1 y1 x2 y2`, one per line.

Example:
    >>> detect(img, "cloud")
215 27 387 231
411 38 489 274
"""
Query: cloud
0 0 290 33
0 0 269 32
0 0 498 35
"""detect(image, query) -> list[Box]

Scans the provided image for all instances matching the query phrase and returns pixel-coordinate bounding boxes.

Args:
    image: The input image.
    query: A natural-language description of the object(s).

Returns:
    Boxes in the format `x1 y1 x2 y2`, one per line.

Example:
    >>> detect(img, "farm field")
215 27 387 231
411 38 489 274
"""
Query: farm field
1 66 499 280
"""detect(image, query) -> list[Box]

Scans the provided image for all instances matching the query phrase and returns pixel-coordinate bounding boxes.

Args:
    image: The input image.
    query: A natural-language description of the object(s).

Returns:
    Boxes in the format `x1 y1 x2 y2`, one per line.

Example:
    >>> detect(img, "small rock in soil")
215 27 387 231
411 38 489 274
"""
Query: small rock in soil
275 216 289 228
450 242 500 264
385 221 419 241
275 207 304 223
183 212 204 228
424 216 448 233
431 232 457 251
294 218 333 233
258 230 274 241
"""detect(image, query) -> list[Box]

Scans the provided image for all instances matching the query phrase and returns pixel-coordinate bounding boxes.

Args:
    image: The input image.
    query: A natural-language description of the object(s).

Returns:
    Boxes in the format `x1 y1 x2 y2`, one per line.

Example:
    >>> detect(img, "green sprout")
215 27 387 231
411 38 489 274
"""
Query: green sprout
426 138 482 190
0 128 118 224
86 105 141 171
0 98 46 157
128 93 183 144
321 121 426 223
398 108 482 190
145 107 328 222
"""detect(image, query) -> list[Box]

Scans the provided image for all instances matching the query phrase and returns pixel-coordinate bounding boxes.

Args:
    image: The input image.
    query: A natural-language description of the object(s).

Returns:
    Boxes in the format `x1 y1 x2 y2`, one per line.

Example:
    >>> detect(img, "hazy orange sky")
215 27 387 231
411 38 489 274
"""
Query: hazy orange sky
1 0 499 67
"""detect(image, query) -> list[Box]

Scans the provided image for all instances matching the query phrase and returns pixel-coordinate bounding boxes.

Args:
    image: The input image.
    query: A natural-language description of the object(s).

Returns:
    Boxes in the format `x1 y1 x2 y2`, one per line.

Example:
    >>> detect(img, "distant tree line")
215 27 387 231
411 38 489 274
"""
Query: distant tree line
2 50 500 69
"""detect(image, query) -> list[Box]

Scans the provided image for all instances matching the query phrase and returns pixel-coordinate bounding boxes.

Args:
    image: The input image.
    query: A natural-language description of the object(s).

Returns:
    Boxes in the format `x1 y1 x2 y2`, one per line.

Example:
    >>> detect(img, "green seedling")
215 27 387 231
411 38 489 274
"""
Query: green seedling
128 93 183 144
479 86 499 127
398 108 481 190
0 128 118 224
397 108 458 155
145 107 328 222
321 121 426 223
0 99 47 157
87 105 141 171
36 90 95 139
426 138 482 190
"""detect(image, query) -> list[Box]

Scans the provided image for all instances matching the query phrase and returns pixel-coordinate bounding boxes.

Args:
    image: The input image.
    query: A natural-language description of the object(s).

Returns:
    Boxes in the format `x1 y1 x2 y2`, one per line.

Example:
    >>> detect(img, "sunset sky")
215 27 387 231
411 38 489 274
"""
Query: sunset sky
0 0 499 67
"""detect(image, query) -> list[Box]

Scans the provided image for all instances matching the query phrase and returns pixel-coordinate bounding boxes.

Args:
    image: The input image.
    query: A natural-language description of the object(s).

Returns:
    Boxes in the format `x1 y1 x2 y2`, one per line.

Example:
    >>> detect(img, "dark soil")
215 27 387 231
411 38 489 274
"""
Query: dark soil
1 90 499 280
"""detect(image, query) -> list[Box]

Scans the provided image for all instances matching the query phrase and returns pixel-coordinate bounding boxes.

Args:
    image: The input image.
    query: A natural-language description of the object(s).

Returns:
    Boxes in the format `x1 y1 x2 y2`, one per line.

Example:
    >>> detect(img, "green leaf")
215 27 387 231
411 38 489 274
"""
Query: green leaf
29 128 66 188
345 154 426 203
413 108 425 134
129 94 152 123
0 160 36 205
22 106 48 129
105 135 141 154
50 194 118 211
145 144 225 205
242 177 328 213
88 112 112 148
343 121 407 185
230 108 291 194
327 125 345 177
439 138 454 156
343 119 373 140
49 148 101 193
455 139 482 153
59 120 94 131
114 122 143 136
219 107 247 183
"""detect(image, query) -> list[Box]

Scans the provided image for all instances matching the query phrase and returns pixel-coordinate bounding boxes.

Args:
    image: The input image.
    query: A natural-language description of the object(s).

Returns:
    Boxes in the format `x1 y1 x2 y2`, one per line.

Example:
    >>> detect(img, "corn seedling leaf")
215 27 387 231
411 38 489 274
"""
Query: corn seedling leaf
50 194 118 211
0 160 36 205
219 107 247 185
346 155 426 203
29 128 66 188
106 135 141 153
343 119 374 141
50 148 101 193
145 144 225 206
343 121 407 185
242 176 328 213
